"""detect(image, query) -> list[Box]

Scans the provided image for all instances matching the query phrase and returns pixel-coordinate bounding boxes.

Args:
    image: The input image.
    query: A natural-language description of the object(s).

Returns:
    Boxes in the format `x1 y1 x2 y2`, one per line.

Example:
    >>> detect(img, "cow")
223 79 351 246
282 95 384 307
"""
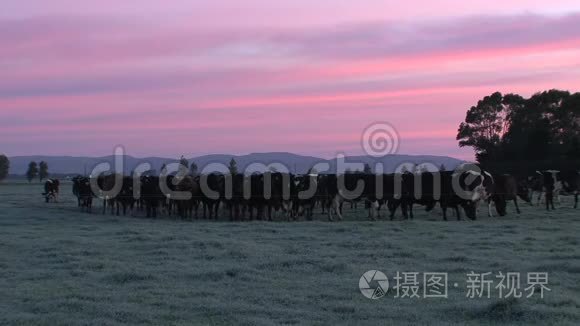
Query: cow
324 173 378 221
72 176 93 213
265 172 295 221
389 169 484 221
199 173 224 219
571 172 579 209
535 170 563 211
223 173 245 221
561 171 580 209
113 176 135 216
96 173 119 215
140 175 164 218
316 174 332 215
527 173 545 206
490 174 531 216
173 175 201 219
293 174 318 220
245 173 267 220
43 178 60 203
440 170 479 220
388 172 436 220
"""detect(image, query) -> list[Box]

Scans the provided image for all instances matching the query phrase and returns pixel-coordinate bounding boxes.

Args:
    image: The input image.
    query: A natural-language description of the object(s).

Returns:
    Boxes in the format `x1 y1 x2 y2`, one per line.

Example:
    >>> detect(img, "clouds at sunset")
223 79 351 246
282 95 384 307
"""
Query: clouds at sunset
1 1 580 159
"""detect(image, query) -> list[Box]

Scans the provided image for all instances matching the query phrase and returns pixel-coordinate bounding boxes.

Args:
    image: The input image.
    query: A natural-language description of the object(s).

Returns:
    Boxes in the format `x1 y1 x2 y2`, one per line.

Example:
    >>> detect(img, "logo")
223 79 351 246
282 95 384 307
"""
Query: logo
361 122 400 157
359 270 389 299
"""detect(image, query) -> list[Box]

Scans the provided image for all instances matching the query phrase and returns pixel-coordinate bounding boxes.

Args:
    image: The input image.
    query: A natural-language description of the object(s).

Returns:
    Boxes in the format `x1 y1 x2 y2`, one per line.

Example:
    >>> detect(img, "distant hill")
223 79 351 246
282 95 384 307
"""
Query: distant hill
7 153 464 176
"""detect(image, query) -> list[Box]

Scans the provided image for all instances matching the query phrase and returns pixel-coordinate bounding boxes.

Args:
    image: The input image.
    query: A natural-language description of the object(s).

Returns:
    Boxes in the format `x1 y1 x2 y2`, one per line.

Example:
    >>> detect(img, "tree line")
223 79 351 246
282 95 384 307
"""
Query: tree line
0 154 8 181
457 89 580 173
24 161 50 182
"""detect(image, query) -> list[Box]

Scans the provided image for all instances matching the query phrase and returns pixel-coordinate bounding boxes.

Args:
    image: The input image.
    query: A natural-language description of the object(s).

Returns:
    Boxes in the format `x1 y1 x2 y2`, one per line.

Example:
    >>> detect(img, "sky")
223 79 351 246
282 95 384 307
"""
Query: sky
1 1 580 160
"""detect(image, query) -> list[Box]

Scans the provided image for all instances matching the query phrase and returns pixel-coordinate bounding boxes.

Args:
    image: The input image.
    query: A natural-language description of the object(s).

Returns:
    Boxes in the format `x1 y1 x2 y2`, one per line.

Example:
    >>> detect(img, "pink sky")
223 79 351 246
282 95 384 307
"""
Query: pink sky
1 1 580 160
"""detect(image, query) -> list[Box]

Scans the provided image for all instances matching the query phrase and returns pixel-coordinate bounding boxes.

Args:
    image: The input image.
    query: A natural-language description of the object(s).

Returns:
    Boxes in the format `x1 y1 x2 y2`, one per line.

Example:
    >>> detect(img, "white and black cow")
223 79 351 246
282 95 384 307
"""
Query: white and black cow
43 178 60 203
451 164 495 218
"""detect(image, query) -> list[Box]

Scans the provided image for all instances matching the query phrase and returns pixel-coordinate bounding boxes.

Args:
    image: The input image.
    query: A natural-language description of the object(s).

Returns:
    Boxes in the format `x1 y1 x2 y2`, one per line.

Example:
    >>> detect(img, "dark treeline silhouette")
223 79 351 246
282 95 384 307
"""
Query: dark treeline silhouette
39 161 49 181
26 162 38 182
0 154 9 181
23 160 50 182
457 89 580 175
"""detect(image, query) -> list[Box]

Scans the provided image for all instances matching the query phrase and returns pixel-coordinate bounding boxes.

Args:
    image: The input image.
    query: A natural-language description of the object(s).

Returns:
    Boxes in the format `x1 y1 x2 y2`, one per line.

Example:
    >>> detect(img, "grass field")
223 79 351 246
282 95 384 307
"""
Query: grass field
0 181 579 325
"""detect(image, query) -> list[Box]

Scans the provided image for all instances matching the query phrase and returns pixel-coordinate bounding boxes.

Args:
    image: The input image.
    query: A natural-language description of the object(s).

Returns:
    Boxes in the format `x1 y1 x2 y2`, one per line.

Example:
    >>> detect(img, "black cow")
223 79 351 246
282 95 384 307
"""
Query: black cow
223 173 245 221
293 174 318 220
43 179 60 203
572 172 579 209
439 171 479 220
388 172 435 220
72 176 93 213
113 176 135 216
536 170 563 211
384 170 484 221
96 174 119 215
527 173 545 206
316 174 332 215
490 174 531 216
200 173 224 219
174 175 202 219
561 171 579 209
140 176 164 218
246 173 267 220
324 173 377 221
265 172 295 221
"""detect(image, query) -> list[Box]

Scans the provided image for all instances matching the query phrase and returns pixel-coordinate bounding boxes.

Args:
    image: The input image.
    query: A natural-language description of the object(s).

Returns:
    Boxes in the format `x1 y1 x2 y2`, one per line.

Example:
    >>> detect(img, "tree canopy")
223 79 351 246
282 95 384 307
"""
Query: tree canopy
228 158 238 175
457 89 580 167
39 161 49 181
0 155 9 181
26 161 38 182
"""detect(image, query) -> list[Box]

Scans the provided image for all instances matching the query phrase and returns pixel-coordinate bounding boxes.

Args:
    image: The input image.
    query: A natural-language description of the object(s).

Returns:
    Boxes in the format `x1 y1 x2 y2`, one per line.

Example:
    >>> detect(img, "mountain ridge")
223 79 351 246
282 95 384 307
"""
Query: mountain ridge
7 153 465 175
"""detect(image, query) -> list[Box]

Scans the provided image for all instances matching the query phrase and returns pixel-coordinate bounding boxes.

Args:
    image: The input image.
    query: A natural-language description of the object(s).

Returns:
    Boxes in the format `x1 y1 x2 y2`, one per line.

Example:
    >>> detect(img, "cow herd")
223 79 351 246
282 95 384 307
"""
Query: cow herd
43 165 578 222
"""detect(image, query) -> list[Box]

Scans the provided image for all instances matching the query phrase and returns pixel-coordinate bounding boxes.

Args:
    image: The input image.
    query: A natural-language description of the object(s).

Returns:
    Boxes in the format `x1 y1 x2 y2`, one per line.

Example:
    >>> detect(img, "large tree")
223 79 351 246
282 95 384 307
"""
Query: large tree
0 154 9 181
228 158 238 175
39 161 49 181
26 161 38 182
178 156 189 175
458 89 580 165
456 92 507 162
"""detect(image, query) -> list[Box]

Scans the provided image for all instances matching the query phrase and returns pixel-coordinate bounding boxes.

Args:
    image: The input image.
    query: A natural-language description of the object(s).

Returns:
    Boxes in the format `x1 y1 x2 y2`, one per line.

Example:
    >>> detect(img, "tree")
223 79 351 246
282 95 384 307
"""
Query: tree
458 89 580 166
190 161 198 175
178 156 189 175
363 163 372 174
439 164 446 172
39 161 49 181
179 156 189 168
456 92 507 162
0 154 9 182
228 158 238 175
26 161 38 182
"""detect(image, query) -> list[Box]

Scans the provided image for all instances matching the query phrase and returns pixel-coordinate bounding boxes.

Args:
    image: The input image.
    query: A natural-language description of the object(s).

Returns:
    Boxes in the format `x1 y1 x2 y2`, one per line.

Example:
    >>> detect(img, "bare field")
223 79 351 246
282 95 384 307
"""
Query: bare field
0 181 579 325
